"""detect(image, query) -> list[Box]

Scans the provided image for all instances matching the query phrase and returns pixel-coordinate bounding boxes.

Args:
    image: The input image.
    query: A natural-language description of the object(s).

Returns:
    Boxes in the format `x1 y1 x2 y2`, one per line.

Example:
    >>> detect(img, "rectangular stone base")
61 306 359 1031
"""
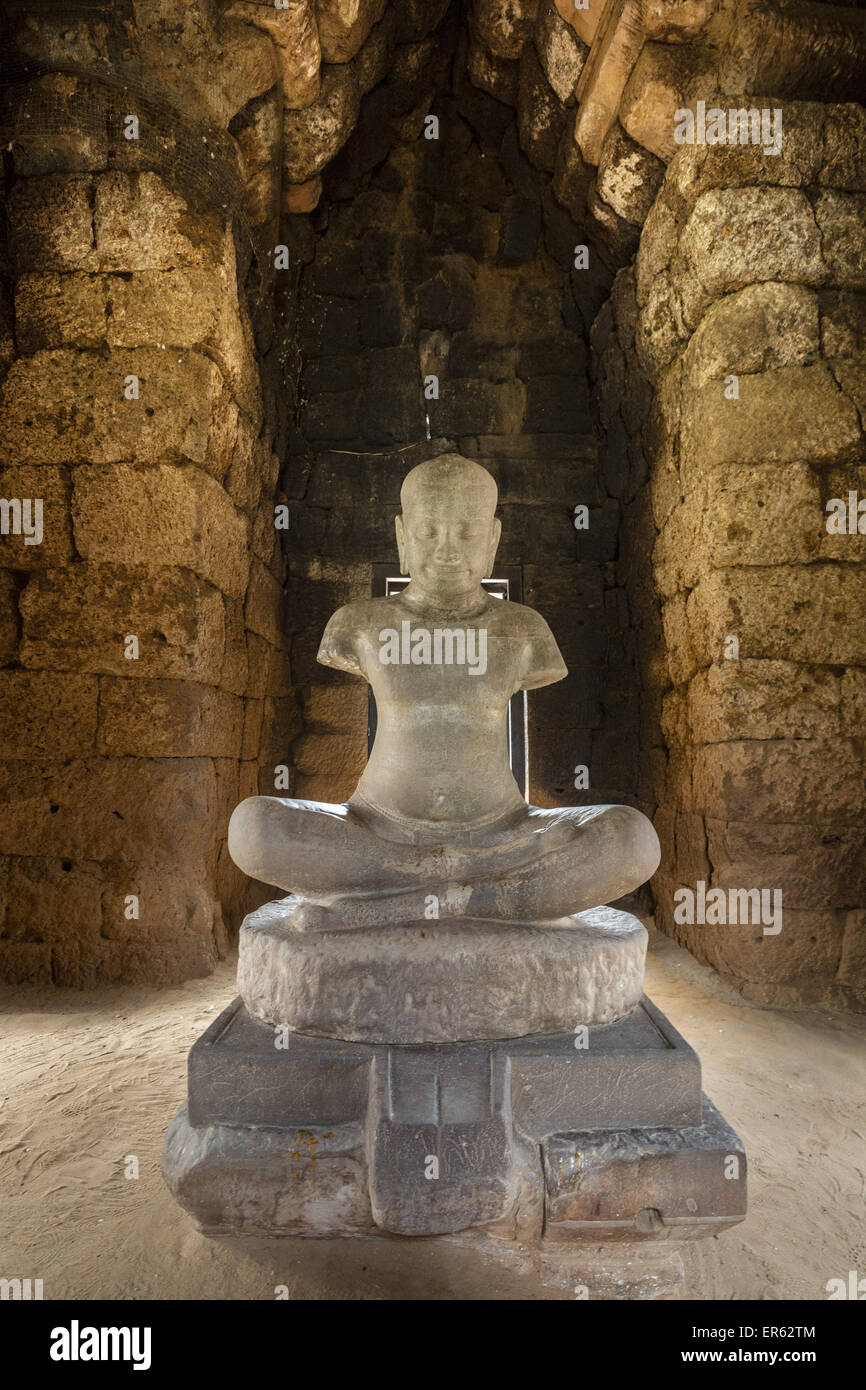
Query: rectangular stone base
163 994 746 1287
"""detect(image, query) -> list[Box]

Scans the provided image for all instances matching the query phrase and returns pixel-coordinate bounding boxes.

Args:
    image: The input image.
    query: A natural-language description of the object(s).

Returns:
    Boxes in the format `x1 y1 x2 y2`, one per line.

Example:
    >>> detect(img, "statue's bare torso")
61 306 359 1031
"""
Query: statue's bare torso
319 591 566 828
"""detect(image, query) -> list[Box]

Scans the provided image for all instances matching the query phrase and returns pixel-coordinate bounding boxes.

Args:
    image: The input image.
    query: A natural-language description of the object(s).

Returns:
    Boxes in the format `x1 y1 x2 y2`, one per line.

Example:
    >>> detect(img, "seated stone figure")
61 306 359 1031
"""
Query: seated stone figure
229 454 659 933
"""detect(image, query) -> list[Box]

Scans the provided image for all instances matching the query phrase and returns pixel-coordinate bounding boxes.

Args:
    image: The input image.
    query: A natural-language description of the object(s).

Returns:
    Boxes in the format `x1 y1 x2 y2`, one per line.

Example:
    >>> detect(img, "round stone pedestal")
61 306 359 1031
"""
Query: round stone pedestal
237 898 647 1044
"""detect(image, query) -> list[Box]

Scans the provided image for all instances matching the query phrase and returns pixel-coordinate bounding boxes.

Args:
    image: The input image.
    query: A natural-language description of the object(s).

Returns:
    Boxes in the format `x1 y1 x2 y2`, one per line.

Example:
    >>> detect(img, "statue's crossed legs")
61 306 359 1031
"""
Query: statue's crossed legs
228 796 660 932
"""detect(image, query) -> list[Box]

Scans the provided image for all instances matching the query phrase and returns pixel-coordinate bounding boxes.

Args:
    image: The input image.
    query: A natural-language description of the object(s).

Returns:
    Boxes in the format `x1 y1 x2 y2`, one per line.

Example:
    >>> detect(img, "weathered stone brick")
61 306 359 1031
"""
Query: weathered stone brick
98 679 244 757
684 282 820 387
681 365 861 472
0 466 73 571
0 757 220 862
0 672 98 758
814 190 866 289
244 557 287 647
8 175 97 272
4 856 104 944
686 660 841 743
692 739 865 822
19 565 226 681
0 348 230 472
93 172 226 271
687 566 866 666
72 464 249 598
680 188 826 296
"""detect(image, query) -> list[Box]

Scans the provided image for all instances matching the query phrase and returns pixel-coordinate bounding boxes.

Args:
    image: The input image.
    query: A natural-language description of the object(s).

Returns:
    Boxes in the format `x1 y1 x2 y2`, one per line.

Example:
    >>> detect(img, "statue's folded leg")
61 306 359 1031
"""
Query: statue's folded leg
289 803 660 932
228 795 483 896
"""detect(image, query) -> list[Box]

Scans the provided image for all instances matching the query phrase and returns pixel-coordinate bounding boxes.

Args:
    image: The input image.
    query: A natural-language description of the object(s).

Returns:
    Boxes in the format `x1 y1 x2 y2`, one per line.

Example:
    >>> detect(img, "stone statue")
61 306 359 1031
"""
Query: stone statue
167 456 745 1257
228 454 660 937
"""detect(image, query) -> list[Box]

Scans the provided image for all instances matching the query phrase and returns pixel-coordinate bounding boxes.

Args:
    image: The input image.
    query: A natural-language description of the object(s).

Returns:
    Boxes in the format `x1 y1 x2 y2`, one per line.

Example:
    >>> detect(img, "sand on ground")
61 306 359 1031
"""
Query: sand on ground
0 928 864 1300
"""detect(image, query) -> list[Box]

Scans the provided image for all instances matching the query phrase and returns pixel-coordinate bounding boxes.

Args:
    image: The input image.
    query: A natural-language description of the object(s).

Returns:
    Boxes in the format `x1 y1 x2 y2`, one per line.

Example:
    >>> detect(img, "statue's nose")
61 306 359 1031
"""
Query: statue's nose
433 531 460 562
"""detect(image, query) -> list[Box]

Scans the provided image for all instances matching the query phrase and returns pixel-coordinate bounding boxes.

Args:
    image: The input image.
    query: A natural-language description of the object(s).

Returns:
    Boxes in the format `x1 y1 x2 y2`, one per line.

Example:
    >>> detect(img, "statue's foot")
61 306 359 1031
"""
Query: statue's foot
290 901 337 933
291 884 478 933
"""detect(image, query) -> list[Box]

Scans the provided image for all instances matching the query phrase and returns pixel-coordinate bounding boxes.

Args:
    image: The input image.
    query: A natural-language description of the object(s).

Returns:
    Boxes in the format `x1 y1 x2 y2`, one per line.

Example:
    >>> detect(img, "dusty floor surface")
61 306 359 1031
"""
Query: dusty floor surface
0 928 863 1301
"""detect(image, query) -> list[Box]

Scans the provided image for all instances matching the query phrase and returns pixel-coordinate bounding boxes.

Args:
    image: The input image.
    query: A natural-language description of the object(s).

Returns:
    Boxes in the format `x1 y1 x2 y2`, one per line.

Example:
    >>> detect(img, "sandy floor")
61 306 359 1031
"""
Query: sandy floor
1 928 864 1301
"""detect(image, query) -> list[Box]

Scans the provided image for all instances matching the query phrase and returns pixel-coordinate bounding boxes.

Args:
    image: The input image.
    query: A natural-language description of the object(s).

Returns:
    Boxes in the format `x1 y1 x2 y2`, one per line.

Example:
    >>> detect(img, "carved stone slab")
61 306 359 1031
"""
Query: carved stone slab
162 994 746 1253
237 900 648 1043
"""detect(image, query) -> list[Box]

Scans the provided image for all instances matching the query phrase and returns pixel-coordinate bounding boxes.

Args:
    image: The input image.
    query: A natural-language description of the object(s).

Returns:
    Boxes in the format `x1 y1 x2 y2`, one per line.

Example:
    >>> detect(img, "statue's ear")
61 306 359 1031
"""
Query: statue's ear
484 517 502 579
395 513 407 575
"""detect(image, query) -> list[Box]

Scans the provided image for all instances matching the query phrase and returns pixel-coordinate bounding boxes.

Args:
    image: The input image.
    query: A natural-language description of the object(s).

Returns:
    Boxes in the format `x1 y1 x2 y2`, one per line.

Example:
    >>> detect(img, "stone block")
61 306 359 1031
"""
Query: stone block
473 0 538 59
259 696 304 763
98 679 244 758
666 101 824 200
687 565 866 667
655 462 866 582
7 175 97 273
19 565 226 682
4 855 104 945
596 122 665 228
690 907 844 1001
0 466 73 571
0 348 229 472
14 272 106 351
0 942 53 985
820 104 866 192
622 44 699 165
316 0 388 62
518 43 567 174
93 172 226 271
417 261 477 331
692 739 865 823
304 681 369 733
0 757 220 864
226 0 320 108
837 910 866 1007
244 557 287 646
683 282 820 387
436 378 525 436
680 188 826 296
185 993 699 1135
821 291 866 358
163 994 745 1255
0 671 97 758
534 0 586 104
523 375 587 432
72 464 249 599
544 1095 746 1240
685 660 841 743
814 191 866 289
681 365 861 473
283 65 361 181
705 817 866 912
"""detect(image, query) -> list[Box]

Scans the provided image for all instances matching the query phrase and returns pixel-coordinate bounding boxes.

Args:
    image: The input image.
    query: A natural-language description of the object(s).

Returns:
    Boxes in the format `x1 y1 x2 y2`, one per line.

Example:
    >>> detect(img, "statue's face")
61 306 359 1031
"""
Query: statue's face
398 490 500 600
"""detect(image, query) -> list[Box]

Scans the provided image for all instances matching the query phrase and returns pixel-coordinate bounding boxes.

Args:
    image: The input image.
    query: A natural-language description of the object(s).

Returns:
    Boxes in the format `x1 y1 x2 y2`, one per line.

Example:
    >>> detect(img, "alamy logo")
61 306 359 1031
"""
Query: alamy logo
826 1270 866 1299
379 621 487 675
0 497 43 545
50 1321 152 1370
674 101 783 156
0 1277 43 1299
673 881 782 935
826 491 866 533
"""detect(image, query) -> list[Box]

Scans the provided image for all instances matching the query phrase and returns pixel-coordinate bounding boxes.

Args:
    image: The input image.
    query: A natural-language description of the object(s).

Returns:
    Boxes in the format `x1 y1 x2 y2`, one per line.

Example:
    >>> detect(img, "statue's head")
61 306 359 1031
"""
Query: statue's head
396 454 502 601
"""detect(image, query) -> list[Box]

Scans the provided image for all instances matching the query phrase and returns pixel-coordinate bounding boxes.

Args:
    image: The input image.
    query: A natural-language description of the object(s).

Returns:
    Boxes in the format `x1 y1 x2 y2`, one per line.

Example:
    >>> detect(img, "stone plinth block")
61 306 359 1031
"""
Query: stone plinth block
162 994 747 1269
237 899 648 1043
